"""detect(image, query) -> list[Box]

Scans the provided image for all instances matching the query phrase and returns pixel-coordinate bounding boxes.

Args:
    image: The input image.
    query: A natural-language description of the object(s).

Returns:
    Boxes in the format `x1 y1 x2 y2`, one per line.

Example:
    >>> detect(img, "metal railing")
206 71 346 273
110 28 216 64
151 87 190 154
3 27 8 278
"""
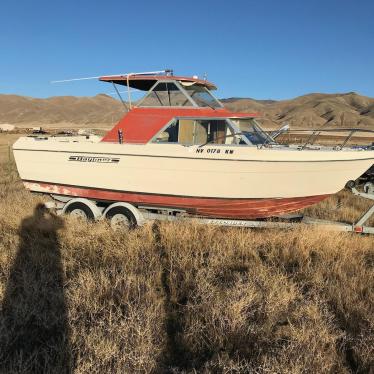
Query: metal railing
196 128 374 150
264 128 374 150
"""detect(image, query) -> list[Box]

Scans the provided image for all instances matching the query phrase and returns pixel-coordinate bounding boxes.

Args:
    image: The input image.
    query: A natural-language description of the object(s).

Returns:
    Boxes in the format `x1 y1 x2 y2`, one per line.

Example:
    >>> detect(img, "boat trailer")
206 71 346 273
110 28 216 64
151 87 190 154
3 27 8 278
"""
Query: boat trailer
45 182 374 235
199 185 374 234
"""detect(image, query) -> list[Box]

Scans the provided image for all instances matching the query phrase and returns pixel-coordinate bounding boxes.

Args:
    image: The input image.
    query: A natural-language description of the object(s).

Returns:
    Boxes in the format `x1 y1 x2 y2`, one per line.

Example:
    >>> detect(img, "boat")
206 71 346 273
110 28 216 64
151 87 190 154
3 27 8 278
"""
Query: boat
13 70 374 219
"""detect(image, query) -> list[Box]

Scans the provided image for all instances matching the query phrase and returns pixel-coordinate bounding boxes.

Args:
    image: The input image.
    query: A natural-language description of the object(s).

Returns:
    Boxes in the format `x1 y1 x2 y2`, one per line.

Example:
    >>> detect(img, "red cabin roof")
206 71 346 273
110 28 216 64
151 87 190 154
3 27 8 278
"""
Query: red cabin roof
99 74 217 91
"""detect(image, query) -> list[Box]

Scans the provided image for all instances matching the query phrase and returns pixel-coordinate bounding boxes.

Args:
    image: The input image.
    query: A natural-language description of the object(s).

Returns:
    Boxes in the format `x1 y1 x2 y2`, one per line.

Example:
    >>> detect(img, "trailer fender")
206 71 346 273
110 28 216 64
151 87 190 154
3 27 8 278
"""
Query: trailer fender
62 198 102 220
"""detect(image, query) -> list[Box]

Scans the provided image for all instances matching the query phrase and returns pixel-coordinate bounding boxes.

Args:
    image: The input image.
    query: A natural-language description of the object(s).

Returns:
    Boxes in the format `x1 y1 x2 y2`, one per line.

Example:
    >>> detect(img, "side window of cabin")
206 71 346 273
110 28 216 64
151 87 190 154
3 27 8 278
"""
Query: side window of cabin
154 119 236 145
231 118 271 145
154 120 180 143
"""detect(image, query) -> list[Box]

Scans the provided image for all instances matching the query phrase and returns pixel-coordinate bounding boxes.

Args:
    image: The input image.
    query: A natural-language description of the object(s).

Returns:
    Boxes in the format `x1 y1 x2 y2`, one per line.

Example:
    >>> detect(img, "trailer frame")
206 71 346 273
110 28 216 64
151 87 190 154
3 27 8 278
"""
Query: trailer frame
44 182 374 235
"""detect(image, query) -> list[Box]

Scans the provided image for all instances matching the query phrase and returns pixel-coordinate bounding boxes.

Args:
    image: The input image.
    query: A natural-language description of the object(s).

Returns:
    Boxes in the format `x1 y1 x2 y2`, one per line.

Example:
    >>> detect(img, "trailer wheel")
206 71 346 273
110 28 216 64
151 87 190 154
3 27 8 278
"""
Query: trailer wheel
105 206 137 230
345 180 356 190
64 201 95 220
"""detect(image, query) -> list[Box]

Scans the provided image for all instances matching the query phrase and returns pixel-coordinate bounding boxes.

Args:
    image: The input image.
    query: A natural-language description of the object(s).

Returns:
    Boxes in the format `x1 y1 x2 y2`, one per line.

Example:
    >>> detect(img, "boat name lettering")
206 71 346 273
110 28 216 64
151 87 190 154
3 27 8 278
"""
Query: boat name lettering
68 156 120 163
196 148 234 155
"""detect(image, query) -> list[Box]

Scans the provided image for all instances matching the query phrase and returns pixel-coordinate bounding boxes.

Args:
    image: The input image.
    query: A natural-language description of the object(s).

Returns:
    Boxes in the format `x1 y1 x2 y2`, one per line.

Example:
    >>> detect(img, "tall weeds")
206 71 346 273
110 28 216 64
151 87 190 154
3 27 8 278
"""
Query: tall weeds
0 160 373 373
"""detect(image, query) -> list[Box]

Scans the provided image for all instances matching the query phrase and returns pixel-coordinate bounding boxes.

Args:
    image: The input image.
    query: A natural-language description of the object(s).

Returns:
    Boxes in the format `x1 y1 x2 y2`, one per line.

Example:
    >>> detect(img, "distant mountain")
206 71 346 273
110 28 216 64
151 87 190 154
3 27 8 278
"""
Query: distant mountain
221 92 374 129
222 97 278 105
0 94 124 126
0 92 374 129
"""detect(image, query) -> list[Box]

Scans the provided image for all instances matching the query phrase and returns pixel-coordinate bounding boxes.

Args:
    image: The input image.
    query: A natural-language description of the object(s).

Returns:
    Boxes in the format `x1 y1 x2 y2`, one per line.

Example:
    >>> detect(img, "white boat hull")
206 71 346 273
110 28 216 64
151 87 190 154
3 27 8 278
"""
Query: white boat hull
13 137 374 218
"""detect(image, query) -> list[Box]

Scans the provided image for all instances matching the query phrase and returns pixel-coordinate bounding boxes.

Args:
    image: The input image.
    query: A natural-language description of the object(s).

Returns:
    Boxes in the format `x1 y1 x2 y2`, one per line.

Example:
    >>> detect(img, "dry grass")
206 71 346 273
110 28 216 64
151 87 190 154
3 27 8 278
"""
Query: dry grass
0 139 373 373
0 133 20 163
304 190 374 226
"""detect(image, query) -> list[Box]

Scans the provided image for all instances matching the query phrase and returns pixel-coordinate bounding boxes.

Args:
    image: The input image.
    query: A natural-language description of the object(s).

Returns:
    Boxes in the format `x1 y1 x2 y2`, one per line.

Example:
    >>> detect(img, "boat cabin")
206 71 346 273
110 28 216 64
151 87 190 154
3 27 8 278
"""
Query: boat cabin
99 71 271 146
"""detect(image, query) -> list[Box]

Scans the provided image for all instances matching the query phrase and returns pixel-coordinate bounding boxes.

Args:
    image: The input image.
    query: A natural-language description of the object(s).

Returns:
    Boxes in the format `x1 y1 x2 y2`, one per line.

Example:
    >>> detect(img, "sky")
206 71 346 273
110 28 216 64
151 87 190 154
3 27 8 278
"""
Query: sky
0 0 373 100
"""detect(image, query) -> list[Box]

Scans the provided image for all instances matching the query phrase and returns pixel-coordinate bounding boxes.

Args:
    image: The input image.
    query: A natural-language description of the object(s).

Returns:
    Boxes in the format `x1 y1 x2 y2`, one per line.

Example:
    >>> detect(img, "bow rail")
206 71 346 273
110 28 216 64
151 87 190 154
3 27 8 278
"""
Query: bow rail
263 127 374 150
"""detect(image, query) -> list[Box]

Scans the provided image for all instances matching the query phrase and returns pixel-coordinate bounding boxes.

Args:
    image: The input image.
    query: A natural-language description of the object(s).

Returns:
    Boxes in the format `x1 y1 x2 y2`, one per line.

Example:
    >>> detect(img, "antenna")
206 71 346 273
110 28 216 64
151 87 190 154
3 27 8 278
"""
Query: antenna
50 69 171 84
51 75 104 84
50 69 174 110
107 89 139 95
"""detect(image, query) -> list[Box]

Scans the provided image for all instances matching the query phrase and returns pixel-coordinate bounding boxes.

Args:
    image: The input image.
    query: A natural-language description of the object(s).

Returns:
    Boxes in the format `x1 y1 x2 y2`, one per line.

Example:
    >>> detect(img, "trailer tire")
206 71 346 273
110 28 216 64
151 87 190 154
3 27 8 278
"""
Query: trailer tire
345 180 356 190
64 201 95 220
105 206 137 230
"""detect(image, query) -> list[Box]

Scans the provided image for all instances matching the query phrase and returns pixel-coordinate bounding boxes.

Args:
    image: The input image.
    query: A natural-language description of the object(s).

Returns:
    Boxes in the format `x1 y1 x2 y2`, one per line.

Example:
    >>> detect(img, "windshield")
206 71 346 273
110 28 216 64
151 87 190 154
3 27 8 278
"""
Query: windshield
182 84 223 108
138 82 193 107
231 118 275 145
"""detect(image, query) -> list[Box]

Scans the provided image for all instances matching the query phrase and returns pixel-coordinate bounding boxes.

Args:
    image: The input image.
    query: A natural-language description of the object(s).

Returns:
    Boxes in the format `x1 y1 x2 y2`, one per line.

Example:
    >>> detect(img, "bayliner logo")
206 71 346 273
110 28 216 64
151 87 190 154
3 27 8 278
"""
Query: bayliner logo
68 156 120 163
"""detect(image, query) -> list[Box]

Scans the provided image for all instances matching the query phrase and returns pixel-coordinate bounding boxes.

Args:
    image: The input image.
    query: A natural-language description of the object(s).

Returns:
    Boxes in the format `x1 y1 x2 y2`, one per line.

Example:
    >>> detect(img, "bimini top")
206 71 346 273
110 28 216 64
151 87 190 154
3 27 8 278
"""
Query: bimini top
99 70 222 109
99 74 217 91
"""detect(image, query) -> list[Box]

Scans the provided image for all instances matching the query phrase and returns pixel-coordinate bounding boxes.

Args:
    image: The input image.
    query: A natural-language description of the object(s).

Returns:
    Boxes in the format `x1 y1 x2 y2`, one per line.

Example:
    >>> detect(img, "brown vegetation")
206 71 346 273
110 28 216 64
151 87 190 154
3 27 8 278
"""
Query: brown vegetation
0 141 373 372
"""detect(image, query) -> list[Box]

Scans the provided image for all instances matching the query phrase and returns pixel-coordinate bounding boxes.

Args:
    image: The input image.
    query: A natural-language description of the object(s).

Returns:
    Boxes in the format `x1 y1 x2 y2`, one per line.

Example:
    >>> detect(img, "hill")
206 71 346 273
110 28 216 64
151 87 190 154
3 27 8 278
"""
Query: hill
0 92 374 129
0 94 124 127
222 92 374 128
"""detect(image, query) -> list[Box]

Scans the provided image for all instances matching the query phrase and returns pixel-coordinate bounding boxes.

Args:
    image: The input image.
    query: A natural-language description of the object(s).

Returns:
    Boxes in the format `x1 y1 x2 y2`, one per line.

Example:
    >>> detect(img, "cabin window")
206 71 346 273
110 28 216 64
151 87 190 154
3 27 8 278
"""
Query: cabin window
231 118 274 145
153 119 237 145
138 82 192 107
137 80 223 108
181 84 222 108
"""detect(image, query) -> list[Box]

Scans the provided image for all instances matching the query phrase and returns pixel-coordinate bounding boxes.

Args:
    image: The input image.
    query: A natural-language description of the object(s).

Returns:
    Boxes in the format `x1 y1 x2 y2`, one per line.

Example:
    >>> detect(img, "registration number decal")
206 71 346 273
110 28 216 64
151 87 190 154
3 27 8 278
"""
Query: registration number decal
195 148 234 154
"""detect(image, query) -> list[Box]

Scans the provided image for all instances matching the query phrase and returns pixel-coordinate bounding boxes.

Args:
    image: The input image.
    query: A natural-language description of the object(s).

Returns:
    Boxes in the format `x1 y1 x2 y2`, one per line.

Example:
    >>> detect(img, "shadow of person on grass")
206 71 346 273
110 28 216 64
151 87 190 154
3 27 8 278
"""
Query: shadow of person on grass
152 222 196 372
0 203 71 373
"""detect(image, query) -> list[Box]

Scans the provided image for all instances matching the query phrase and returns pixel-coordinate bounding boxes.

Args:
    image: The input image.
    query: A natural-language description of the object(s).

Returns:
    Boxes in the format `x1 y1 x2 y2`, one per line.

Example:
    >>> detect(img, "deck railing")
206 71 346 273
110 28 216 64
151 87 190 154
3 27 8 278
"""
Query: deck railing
264 128 374 150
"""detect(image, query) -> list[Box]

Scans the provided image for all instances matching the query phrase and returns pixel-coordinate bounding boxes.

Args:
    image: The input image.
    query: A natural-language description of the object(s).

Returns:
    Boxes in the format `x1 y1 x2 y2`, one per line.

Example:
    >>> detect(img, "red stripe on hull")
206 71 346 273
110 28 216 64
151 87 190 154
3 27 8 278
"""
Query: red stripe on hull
28 182 330 219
